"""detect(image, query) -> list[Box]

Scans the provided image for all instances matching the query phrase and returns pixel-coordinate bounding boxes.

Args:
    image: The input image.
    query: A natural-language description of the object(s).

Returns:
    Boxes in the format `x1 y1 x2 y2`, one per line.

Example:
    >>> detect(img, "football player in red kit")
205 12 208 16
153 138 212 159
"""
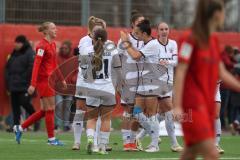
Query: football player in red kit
173 0 240 160
174 0 240 159
14 22 67 146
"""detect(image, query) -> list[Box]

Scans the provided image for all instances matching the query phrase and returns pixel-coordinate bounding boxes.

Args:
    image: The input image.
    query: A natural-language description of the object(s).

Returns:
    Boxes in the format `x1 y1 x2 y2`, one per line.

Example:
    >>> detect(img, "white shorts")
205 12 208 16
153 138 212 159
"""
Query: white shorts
215 86 221 102
135 76 173 96
158 90 173 99
87 96 116 107
120 83 137 105
158 77 173 98
85 83 116 107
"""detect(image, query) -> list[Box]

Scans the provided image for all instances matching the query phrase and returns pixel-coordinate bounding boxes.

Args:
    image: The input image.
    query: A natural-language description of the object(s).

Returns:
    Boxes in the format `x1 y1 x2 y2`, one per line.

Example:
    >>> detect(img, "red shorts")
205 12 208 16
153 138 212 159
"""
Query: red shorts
36 82 55 98
181 105 215 147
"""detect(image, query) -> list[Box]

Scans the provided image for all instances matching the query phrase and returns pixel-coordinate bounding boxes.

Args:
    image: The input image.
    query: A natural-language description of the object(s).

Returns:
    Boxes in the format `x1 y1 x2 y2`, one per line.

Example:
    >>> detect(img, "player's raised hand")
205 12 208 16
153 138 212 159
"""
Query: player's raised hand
120 31 129 42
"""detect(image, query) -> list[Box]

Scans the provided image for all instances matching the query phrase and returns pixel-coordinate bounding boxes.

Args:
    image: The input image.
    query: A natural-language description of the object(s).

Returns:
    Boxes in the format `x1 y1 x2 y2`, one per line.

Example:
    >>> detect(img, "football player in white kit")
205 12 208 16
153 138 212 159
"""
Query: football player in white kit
117 10 144 151
80 28 121 155
215 82 224 154
136 22 183 152
72 16 106 151
120 19 169 152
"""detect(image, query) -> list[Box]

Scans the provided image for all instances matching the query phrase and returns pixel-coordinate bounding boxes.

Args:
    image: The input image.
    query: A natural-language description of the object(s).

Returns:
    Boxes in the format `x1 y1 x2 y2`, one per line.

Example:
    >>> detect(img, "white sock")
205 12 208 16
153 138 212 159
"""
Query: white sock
14 125 23 132
99 131 110 148
19 125 23 131
94 116 101 146
72 109 85 144
48 137 56 141
130 131 138 143
148 115 159 147
86 128 95 138
121 129 131 144
165 111 178 147
136 128 147 140
215 118 221 145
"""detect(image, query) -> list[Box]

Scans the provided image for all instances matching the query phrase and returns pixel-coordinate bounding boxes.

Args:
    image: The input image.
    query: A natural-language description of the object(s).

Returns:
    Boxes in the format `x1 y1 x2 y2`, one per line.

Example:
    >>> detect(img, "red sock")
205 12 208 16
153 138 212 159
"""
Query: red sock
22 110 45 129
45 110 55 139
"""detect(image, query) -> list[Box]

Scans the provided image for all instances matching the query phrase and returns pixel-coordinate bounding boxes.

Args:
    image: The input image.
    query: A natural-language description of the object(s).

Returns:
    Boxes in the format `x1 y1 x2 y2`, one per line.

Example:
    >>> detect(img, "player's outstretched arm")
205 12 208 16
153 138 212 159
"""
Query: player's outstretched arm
173 62 189 120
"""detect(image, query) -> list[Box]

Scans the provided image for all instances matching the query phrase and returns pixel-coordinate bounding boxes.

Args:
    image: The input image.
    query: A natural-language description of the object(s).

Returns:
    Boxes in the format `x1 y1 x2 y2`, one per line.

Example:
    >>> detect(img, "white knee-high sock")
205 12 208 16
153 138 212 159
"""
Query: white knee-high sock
86 128 95 138
135 113 163 140
73 109 85 144
215 118 221 145
99 131 110 150
94 116 101 146
121 129 131 144
148 115 160 147
134 112 151 134
165 111 178 146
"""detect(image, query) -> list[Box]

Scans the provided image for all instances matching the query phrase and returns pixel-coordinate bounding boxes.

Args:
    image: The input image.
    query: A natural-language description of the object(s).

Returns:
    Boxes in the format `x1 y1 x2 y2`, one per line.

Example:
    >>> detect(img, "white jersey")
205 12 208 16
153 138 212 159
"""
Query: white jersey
80 42 121 85
78 35 92 54
129 33 144 51
134 39 167 95
77 35 93 80
75 35 93 98
117 33 144 104
77 37 115 83
78 42 121 103
157 39 178 84
139 39 160 64
117 33 144 85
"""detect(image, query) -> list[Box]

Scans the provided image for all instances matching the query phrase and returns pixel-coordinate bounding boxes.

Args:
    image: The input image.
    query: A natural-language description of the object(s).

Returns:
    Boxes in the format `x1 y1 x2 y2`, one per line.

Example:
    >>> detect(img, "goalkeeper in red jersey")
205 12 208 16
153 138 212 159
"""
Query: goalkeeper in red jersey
14 22 67 146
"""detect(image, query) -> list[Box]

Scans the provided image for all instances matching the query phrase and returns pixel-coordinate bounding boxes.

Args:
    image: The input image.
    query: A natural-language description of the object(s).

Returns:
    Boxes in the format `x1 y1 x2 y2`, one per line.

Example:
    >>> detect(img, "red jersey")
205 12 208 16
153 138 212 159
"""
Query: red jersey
178 32 220 109
178 31 221 146
31 38 63 87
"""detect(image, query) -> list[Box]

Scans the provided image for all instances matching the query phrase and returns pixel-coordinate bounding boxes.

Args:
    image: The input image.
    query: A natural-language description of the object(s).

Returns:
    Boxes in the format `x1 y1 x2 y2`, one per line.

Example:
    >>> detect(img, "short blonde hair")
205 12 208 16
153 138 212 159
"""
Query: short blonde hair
38 22 54 34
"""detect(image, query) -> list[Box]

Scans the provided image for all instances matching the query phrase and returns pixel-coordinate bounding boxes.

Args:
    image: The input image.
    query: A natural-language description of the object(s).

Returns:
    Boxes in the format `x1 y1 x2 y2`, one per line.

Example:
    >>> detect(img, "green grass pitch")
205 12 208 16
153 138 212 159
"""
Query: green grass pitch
0 131 240 160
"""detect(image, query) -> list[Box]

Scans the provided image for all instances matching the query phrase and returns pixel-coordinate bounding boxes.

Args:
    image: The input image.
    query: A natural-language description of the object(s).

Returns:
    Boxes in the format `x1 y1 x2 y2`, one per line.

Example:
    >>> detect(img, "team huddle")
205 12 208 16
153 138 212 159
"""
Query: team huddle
72 13 182 154
12 0 240 159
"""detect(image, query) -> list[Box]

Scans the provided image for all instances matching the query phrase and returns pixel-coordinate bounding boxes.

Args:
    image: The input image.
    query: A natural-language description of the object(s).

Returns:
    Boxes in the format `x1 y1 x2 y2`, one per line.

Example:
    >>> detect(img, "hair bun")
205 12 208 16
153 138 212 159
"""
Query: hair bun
88 16 96 21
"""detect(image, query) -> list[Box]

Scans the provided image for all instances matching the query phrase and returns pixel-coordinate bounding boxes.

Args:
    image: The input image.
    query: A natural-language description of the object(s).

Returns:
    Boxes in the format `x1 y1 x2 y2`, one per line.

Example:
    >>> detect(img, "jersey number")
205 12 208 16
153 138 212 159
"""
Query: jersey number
94 59 109 79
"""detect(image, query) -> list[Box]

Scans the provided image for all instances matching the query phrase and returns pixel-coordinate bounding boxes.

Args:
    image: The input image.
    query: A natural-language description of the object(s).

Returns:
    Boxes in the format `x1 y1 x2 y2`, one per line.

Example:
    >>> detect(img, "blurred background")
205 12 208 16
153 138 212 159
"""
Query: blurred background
0 0 240 31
